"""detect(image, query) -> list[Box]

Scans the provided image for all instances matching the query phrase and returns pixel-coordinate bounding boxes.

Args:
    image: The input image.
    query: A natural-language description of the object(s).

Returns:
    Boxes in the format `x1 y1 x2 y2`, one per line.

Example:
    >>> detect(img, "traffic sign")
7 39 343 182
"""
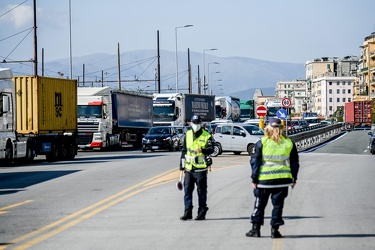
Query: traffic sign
256 105 267 117
282 98 292 108
276 108 288 120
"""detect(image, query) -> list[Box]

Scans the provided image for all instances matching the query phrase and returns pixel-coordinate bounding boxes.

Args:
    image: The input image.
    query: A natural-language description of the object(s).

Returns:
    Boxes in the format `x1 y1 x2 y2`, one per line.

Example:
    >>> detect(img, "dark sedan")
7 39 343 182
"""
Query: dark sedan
142 126 180 152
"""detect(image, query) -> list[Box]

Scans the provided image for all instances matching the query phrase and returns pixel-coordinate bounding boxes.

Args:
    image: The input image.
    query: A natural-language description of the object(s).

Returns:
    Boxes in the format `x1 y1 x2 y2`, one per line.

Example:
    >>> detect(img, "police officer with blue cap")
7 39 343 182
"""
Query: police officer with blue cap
246 117 300 238
179 115 214 221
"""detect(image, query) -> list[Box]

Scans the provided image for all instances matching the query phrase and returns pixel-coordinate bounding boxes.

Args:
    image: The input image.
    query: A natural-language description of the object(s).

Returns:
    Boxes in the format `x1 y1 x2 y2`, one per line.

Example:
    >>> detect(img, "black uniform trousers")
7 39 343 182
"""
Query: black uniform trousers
250 187 289 227
183 170 207 211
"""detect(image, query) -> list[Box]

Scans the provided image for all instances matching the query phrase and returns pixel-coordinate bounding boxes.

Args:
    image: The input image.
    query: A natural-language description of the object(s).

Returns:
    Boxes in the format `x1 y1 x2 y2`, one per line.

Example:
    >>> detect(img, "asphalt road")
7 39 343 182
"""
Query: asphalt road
0 130 374 250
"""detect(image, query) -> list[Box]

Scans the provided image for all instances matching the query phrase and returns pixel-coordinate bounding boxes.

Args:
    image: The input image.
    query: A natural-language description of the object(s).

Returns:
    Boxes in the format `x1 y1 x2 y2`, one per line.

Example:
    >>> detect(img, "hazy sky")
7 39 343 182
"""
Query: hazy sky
1 0 375 64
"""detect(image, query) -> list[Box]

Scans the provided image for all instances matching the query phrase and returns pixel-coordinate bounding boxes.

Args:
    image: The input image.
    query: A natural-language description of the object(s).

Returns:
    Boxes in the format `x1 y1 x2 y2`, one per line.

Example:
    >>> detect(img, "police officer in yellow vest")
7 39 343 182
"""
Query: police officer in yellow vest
246 117 300 238
180 115 214 221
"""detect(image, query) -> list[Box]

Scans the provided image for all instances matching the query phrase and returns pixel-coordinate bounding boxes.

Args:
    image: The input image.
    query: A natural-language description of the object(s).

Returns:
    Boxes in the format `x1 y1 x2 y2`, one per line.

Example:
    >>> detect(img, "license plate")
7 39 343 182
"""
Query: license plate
152 146 159 149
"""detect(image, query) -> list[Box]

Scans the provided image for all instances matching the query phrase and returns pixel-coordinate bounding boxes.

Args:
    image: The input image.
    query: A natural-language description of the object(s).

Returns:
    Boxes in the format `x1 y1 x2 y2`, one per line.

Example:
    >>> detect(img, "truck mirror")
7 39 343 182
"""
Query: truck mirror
103 104 107 118
1 95 10 114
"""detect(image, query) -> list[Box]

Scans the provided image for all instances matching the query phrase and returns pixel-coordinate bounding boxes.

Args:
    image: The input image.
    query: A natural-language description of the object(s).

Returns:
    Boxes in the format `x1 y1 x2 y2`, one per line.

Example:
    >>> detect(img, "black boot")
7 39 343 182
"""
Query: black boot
180 209 193 220
195 207 209 220
246 223 261 237
271 227 282 238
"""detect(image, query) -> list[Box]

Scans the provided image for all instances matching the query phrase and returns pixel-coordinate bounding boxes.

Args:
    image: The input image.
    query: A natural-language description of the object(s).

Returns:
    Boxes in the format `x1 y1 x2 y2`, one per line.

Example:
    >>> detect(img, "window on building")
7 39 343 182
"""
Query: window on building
337 98 340 102
348 89 351 94
329 106 332 111
337 82 340 85
343 98 346 102
337 89 340 94
329 89 332 94
329 98 332 102
342 81 346 85
329 82 332 85
348 82 351 85
348 98 351 102
342 89 346 94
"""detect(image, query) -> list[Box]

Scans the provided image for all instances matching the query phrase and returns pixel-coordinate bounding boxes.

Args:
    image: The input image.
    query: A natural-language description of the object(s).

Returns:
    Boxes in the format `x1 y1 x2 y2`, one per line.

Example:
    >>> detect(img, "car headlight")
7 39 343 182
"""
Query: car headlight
163 137 171 141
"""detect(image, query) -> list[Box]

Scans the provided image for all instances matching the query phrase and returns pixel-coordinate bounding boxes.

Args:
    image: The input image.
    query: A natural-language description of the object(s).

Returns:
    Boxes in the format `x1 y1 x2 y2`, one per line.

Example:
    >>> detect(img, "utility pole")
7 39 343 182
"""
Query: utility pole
188 48 192 93
117 43 121 90
33 0 38 76
157 30 161 93
197 65 201 94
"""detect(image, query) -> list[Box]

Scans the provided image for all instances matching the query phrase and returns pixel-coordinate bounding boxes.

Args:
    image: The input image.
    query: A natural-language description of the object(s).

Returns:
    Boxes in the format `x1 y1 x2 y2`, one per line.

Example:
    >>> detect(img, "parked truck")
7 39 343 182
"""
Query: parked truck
239 100 255 122
344 101 372 130
265 98 284 118
0 68 77 165
77 87 153 149
152 93 215 126
215 96 241 122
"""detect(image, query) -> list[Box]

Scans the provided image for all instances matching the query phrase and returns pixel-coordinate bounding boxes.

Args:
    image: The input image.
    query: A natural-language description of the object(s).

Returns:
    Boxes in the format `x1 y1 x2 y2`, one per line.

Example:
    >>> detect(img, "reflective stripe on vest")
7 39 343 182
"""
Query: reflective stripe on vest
184 129 211 170
258 137 293 181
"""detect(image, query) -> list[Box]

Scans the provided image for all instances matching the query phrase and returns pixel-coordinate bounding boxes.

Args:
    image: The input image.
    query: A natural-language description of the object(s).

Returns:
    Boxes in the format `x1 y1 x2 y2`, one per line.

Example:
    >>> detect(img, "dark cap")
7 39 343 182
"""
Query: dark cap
191 115 202 123
268 117 281 127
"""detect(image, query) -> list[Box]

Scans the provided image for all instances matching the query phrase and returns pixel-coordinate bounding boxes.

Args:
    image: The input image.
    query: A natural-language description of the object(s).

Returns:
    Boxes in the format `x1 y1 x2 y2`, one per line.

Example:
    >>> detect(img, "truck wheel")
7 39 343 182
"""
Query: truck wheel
46 140 60 162
1 140 13 166
247 144 255 155
24 139 35 163
62 138 76 160
117 135 123 150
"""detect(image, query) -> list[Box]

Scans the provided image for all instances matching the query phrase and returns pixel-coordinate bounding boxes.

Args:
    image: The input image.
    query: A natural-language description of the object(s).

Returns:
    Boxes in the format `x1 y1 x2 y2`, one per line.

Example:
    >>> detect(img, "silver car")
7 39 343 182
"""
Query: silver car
213 123 264 155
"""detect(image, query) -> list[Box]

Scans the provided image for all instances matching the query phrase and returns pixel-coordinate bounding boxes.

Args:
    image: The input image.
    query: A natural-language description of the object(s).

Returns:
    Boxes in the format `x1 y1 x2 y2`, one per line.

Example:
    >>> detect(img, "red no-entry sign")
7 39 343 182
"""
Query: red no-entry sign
256 105 267 117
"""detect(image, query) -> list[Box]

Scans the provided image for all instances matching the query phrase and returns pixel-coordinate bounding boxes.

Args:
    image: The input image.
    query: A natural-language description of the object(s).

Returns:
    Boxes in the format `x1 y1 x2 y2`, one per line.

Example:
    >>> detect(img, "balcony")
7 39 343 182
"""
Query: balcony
361 67 369 73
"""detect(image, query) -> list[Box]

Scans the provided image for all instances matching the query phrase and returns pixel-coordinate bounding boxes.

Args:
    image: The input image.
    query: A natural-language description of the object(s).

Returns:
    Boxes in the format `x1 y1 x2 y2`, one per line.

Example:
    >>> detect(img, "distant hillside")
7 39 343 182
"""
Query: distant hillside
2 50 305 99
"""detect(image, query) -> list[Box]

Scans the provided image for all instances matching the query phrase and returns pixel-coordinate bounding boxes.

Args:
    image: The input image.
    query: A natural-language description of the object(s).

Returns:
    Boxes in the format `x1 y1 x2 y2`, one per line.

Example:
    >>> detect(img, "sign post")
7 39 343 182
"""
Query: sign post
256 105 267 129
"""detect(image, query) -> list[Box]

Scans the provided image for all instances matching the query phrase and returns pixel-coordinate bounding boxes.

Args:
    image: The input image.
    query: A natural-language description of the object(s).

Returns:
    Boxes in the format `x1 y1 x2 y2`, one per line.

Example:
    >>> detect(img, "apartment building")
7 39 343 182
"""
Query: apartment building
357 33 375 101
275 80 308 114
311 76 356 117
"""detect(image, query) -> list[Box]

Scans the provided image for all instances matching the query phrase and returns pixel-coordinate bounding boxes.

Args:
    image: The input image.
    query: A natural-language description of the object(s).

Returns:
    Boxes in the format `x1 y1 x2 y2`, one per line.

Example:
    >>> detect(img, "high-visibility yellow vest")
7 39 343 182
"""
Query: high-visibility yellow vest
184 129 211 171
258 137 293 181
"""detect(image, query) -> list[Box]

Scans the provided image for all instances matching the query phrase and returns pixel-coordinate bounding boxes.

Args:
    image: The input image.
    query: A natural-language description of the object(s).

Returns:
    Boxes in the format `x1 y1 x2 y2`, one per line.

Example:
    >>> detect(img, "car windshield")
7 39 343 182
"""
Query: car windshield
148 127 171 134
243 125 264 135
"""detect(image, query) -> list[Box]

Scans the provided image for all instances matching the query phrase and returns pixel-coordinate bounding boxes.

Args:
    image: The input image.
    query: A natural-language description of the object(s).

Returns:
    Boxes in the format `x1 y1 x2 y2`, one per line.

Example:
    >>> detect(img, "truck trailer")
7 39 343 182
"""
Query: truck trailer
77 87 153 149
153 93 215 126
0 68 78 164
344 101 372 130
215 96 241 122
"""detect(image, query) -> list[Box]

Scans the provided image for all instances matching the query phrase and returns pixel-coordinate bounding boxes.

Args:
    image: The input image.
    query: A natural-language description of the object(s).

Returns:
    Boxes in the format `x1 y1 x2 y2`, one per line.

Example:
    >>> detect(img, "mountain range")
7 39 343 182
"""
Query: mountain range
3 49 306 100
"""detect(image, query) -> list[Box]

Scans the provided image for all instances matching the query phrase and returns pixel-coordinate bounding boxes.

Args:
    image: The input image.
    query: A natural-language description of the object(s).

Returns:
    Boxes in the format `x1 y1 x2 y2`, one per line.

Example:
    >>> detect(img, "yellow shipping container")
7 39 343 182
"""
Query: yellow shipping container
13 76 77 134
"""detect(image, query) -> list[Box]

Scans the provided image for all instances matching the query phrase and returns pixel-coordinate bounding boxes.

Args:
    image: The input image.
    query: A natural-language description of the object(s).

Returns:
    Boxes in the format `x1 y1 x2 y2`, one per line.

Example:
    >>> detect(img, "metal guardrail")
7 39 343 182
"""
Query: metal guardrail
288 124 344 152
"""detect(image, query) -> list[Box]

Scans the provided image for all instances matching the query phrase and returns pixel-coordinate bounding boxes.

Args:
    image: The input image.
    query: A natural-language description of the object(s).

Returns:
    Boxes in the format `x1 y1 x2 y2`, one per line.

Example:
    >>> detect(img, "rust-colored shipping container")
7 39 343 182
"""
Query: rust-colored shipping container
345 101 372 128
13 76 77 134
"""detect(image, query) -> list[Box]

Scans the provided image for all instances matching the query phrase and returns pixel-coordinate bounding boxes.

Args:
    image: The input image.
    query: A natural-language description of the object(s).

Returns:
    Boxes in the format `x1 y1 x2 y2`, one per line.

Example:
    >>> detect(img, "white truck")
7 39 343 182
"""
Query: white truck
77 87 153 149
265 98 284 118
214 96 241 122
152 93 215 126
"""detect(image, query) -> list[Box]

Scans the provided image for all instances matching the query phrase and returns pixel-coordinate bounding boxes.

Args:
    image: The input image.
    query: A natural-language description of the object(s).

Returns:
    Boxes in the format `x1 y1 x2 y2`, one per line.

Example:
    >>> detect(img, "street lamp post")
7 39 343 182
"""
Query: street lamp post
207 62 219 94
213 79 222 95
175 25 193 92
203 48 217 94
